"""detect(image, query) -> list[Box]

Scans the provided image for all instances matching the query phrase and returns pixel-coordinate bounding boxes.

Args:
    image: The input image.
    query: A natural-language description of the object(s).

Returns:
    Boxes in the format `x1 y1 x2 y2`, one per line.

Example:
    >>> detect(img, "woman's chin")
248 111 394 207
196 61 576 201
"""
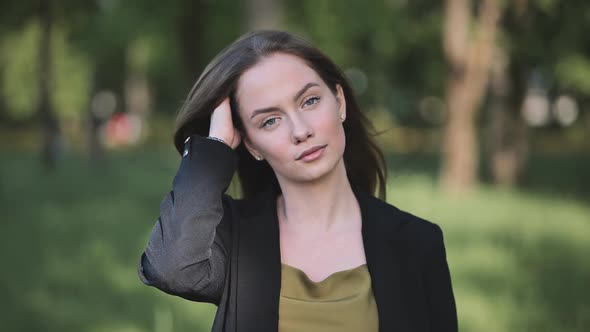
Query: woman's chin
292 158 344 184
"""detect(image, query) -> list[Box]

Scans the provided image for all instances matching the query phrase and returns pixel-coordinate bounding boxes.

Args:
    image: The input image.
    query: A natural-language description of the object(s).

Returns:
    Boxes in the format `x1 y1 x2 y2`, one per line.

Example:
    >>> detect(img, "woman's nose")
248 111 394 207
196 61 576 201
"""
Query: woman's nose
290 113 313 144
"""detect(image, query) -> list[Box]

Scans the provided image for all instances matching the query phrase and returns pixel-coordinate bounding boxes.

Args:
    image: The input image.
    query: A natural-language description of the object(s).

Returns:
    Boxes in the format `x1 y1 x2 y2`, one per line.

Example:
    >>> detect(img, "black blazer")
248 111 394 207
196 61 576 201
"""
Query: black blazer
138 135 458 331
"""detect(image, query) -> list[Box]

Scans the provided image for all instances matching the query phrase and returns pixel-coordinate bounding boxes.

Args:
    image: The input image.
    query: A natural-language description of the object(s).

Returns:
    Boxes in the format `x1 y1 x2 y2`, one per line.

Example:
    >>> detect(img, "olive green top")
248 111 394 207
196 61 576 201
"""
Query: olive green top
278 263 379 332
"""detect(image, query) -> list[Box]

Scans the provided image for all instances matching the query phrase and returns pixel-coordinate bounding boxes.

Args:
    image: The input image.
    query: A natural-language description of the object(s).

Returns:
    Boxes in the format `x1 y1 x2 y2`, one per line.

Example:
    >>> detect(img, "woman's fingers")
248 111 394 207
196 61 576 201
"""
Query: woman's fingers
209 97 239 149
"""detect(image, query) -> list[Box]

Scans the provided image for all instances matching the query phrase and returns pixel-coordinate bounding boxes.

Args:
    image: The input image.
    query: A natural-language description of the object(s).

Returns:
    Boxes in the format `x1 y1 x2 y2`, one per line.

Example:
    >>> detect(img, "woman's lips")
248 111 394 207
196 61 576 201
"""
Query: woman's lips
297 145 327 162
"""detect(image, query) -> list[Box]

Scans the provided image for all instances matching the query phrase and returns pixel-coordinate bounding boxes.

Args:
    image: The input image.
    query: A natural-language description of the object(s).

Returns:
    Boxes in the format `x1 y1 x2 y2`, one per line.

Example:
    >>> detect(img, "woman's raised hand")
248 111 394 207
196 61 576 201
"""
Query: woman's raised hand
209 97 241 150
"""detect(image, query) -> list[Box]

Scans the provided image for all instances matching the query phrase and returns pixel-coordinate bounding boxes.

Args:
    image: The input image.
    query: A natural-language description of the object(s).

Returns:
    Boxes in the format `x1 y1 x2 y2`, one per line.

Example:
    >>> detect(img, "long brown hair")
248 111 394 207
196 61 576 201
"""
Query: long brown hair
173 30 387 200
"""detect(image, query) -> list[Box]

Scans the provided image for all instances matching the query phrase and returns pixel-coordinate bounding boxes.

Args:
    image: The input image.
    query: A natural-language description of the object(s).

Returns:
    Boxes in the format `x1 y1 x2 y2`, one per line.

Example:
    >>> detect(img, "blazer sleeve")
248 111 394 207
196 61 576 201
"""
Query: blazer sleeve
424 224 459 332
137 135 237 305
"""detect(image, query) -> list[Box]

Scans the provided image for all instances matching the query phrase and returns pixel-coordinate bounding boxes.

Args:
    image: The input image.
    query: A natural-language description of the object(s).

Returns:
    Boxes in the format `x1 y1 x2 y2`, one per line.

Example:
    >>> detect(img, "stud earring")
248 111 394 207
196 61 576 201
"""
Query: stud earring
255 155 263 161
340 114 345 122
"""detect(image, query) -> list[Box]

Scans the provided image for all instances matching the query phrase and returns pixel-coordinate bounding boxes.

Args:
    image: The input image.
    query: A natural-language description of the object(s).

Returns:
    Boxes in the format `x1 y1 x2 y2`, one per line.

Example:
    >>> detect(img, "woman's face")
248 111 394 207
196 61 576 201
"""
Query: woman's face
236 52 347 184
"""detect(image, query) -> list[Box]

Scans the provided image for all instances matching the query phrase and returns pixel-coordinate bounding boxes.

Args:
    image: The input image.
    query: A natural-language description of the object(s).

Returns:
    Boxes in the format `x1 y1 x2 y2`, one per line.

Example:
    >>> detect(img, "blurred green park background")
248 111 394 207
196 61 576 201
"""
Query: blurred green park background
1 0 589 331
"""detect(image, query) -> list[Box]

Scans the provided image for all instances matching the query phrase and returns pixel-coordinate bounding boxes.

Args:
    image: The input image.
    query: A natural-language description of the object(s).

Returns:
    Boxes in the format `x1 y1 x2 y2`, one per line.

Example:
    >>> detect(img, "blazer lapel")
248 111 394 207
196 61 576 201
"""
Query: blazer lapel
354 187 413 331
235 186 281 331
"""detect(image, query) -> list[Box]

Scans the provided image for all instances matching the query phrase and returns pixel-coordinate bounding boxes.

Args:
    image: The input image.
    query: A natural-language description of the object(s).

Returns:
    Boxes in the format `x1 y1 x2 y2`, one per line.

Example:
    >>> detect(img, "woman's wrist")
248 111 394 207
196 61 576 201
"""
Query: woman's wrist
183 135 231 158
206 135 230 147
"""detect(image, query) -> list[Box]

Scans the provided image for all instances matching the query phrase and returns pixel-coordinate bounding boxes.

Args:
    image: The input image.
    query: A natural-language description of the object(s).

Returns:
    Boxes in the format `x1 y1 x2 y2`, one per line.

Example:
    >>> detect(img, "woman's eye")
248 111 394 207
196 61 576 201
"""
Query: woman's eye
262 118 278 128
303 96 320 108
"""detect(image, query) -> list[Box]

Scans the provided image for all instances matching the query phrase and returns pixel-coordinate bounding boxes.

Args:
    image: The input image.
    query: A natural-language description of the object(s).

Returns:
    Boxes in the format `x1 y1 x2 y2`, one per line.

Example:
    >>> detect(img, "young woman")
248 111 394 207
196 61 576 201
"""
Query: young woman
138 30 458 332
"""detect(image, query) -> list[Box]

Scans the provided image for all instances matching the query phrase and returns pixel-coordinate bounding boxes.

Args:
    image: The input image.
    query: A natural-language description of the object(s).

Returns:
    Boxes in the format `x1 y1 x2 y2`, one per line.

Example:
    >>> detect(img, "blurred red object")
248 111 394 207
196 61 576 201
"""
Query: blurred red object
105 112 132 145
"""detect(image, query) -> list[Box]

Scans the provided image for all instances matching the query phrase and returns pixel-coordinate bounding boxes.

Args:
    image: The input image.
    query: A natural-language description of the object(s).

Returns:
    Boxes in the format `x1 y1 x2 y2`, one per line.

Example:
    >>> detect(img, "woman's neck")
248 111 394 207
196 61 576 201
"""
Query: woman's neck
275 159 360 234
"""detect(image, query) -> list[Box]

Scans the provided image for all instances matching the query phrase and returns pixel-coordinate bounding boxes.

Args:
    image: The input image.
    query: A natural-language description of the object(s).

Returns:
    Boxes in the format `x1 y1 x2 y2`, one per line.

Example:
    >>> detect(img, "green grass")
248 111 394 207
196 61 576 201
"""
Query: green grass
388 174 590 332
0 147 216 332
1 148 589 331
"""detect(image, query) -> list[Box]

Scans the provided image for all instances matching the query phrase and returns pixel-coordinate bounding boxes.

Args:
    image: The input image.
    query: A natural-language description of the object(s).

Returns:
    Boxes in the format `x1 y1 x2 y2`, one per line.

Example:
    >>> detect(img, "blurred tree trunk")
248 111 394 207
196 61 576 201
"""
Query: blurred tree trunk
177 0 209 87
246 0 283 30
487 47 529 187
38 0 61 170
87 47 125 164
487 1 531 187
441 0 501 194
124 64 151 143
88 71 103 164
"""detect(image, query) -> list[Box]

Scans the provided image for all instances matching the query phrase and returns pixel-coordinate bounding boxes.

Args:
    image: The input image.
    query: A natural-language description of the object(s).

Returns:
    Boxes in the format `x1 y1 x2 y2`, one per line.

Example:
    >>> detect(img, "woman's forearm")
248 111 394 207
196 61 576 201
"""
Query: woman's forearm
138 135 237 303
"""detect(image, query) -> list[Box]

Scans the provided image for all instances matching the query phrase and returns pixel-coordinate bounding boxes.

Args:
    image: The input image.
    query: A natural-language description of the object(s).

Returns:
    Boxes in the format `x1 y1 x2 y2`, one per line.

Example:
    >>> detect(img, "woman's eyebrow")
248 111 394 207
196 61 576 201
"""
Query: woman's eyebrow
293 82 319 102
250 82 320 120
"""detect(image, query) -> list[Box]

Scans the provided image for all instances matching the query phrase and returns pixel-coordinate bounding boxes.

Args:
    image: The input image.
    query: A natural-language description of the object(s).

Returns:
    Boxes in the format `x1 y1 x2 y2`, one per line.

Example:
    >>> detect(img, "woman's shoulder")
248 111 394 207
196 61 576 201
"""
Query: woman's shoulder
220 188 274 217
365 193 445 249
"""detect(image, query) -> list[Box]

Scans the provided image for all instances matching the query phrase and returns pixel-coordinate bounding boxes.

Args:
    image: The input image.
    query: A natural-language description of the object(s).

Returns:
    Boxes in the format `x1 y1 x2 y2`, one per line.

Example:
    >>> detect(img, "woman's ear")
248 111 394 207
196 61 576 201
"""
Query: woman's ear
243 137 264 161
335 84 346 121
